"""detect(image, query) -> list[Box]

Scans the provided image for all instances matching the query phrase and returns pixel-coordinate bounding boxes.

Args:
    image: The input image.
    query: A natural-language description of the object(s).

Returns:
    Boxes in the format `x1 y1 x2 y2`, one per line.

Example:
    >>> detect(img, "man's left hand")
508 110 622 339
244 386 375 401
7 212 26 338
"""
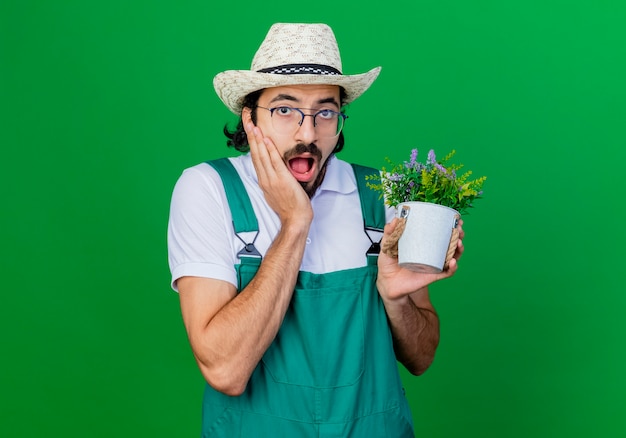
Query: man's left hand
376 218 465 301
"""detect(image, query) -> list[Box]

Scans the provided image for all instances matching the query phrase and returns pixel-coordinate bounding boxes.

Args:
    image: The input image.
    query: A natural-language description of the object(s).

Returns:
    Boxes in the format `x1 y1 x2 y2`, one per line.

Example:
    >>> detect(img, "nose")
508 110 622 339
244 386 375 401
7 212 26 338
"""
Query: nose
295 114 318 144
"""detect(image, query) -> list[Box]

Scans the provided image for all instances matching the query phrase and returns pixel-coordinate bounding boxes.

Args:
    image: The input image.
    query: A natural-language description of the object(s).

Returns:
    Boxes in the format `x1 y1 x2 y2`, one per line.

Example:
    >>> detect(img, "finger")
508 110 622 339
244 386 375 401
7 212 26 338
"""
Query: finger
247 124 267 160
247 124 283 176
455 239 464 260
243 119 259 156
380 218 398 249
245 123 272 181
242 111 265 158
264 137 291 176
457 219 465 240
383 217 399 235
435 256 458 279
444 258 458 276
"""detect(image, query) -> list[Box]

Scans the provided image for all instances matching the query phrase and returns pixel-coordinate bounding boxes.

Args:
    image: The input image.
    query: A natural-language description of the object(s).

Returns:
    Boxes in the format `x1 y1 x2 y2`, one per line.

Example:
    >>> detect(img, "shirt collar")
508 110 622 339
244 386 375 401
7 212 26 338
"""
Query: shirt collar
316 155 357 196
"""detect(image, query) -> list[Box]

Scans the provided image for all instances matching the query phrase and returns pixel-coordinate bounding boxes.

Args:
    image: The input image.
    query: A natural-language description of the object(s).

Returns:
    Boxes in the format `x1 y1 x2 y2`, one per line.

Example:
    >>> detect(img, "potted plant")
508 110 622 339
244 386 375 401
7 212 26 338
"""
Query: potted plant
367 148 486 273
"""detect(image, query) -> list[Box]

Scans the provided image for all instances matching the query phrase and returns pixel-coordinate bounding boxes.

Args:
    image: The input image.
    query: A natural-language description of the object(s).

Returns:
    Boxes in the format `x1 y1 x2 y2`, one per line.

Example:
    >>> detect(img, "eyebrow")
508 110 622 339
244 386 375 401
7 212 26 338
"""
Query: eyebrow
269 94 340 108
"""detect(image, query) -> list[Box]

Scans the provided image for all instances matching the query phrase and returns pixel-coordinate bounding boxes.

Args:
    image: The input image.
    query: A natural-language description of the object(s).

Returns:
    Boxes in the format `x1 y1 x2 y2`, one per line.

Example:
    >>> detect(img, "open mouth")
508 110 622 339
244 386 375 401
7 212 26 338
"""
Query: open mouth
287 155 317 182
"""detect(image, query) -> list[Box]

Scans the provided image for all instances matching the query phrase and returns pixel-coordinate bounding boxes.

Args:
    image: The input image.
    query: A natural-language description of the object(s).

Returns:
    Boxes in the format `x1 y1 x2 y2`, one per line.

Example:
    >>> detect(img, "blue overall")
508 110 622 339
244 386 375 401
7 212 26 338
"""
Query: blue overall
202 159 415 437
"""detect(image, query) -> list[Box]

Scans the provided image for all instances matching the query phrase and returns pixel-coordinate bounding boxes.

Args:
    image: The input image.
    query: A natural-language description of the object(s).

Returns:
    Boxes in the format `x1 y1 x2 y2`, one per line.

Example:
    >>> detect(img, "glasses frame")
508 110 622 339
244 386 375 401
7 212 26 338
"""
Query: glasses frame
257 106 348 137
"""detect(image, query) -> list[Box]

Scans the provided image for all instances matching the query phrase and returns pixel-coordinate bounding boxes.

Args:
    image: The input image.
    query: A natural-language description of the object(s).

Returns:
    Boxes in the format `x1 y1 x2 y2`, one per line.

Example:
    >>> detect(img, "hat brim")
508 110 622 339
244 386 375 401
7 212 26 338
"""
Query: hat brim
213 67 381 115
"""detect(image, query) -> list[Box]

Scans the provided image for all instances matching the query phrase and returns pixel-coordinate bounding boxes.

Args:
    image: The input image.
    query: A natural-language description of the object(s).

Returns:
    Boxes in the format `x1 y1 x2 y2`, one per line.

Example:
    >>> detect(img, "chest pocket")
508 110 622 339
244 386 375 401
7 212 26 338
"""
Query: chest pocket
262 269 371 388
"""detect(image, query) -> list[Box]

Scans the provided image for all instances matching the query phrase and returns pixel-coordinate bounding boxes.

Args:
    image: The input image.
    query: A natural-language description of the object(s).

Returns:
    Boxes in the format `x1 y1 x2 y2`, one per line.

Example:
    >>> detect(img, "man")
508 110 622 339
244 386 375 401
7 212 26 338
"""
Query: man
167 23 464 437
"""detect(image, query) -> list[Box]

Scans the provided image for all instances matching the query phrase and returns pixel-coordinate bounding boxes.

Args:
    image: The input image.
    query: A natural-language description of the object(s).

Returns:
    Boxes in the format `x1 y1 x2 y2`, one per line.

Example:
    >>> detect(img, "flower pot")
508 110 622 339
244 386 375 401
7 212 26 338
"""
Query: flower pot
397 201 460 274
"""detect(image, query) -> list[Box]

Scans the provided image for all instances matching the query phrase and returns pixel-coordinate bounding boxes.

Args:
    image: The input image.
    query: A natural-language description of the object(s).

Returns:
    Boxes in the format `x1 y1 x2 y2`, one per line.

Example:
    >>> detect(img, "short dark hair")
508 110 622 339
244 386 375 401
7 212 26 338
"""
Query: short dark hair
223 88 347 153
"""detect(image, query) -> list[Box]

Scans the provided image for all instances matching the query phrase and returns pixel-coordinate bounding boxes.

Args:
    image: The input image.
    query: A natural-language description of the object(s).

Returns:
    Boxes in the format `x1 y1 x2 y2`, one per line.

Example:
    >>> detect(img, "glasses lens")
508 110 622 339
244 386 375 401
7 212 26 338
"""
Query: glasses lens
315 109 344 137
269 107 299 134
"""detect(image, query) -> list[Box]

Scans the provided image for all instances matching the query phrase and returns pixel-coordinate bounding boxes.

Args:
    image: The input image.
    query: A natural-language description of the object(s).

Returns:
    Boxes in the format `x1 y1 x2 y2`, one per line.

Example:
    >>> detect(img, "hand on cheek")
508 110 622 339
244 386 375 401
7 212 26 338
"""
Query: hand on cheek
242 109 312 225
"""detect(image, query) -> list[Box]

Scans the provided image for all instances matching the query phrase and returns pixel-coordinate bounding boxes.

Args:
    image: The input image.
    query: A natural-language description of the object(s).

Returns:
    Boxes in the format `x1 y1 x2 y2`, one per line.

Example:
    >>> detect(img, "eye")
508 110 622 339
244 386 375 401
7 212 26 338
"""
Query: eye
274 106 294 116
316 109 337 120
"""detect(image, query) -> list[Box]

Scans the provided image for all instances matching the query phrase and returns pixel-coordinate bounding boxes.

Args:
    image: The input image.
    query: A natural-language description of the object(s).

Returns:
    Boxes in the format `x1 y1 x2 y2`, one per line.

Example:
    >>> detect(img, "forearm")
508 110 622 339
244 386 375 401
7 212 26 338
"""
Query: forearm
194 223 309 394
382 288 440 376
373 217 464 376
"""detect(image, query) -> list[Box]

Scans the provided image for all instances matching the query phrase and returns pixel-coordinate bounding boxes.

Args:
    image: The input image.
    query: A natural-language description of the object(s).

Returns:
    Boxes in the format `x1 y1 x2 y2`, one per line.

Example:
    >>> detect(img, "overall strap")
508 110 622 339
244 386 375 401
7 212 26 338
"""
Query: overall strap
351 164 387 258
206 158 262 258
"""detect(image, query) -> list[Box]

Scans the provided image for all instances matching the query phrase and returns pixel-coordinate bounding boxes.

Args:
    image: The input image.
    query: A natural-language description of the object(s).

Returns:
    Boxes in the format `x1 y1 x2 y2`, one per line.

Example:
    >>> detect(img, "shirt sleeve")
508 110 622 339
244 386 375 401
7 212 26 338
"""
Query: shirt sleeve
167 164 238 292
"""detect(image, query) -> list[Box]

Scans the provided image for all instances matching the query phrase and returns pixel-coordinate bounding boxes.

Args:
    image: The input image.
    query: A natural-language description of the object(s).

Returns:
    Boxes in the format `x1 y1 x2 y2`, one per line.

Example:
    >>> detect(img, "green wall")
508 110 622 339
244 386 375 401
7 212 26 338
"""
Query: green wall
2 1 624 436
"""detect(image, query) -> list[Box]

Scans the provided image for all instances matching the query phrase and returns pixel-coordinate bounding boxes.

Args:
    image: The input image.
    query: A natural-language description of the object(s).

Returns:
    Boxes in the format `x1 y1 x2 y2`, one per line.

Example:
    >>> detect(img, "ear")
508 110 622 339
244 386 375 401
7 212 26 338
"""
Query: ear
242 107 252 125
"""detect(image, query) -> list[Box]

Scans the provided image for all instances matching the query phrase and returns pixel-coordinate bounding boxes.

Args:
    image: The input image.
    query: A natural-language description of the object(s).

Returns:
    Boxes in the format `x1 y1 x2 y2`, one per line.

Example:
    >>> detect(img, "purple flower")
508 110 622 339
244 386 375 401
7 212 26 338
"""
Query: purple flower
435 163 447 174
405 148 418 169
427 149 436 164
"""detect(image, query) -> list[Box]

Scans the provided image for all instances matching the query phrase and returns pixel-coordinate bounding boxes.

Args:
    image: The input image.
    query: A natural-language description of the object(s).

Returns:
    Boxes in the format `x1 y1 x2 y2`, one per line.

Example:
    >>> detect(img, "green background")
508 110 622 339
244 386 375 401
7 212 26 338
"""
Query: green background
2 0 624 436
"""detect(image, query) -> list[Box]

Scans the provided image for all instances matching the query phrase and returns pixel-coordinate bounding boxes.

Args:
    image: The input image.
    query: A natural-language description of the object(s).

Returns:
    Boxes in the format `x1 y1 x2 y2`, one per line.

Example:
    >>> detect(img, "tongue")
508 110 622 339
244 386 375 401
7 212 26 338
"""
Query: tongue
289 157 311 174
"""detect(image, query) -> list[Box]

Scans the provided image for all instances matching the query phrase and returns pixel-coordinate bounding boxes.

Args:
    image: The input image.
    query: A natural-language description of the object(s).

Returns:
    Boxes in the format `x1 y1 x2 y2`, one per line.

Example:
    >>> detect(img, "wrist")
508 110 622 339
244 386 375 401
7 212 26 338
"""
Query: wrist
281 212 313 232
279 218 311 243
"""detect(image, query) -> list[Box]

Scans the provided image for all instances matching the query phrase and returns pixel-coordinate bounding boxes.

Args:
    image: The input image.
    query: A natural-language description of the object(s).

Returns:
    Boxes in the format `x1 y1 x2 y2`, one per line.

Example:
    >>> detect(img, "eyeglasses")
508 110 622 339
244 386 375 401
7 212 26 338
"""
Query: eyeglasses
257 106 348 138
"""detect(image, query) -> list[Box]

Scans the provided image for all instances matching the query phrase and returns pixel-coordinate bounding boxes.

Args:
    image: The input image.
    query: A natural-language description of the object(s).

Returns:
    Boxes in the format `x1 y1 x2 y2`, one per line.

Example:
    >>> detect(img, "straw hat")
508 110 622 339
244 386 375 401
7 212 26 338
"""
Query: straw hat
213 23 381 114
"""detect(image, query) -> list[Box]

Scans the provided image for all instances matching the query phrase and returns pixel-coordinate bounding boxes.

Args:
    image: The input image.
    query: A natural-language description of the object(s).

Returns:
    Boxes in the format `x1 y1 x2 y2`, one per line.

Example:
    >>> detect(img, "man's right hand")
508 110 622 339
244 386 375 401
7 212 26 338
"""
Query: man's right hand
243 111 313 229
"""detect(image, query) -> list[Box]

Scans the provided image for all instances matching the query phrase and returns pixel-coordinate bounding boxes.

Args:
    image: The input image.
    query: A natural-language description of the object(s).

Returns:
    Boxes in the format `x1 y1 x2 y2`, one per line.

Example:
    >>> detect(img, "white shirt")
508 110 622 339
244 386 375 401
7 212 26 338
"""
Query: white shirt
167 154 395 291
